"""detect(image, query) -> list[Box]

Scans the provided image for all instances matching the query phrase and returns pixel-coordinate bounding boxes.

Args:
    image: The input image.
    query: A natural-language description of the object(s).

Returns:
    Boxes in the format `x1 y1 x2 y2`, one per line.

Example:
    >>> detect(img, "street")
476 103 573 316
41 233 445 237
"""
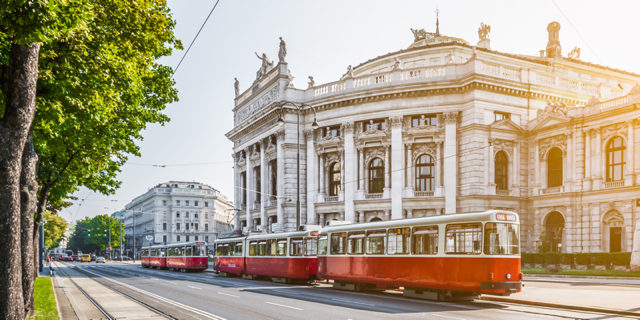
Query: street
52 261 639 320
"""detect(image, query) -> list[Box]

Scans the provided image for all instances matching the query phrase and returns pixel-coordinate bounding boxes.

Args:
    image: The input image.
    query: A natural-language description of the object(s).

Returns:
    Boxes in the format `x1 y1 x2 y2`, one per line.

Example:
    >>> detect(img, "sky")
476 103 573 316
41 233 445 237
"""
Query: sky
63 0 640 223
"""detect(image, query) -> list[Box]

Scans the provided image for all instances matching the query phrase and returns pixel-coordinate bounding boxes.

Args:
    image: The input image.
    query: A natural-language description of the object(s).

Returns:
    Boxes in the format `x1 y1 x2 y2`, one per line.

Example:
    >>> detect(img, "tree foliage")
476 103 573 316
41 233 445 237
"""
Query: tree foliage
68 215 125 253
43 212 67 250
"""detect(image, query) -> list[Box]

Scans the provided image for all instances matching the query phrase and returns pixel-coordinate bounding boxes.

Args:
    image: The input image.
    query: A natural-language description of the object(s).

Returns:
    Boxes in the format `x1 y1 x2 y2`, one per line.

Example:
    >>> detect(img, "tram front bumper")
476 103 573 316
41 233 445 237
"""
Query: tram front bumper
480 282 522 296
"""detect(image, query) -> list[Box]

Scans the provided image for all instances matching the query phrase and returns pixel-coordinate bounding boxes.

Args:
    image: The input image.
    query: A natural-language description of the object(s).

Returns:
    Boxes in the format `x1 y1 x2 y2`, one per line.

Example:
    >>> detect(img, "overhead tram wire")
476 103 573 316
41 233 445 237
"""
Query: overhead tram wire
171 0 221 80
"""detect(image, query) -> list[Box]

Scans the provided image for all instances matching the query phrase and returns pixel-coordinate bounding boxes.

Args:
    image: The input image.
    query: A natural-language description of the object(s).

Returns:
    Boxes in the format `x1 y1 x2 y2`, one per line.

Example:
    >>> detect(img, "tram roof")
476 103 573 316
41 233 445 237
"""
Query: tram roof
142 241 208 249
319 210 518 234
214 227 322 243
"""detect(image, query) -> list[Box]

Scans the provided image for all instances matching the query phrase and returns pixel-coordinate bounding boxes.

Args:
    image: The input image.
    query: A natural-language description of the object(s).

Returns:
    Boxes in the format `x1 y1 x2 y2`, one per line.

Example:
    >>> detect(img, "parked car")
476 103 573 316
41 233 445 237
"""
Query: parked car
96 257 106 263
90 255 97 261
121 256 131 261
73 255 82 262
81 254 91 263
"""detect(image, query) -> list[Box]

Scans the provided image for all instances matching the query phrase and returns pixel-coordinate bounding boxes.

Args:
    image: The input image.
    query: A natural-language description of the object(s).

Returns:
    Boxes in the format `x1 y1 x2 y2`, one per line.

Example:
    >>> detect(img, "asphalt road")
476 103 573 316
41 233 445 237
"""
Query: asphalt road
58 261 638 320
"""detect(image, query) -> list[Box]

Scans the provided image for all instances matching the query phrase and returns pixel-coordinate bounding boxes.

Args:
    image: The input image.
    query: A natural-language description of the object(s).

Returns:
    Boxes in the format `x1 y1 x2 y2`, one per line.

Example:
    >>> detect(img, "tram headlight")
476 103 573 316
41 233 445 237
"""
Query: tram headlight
506 273 511 279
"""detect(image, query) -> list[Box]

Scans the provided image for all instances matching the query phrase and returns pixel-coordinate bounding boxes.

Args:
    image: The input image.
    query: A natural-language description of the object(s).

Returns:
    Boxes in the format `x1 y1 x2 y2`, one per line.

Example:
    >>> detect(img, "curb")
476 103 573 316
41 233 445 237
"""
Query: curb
524 274 640 280
481 296 640 317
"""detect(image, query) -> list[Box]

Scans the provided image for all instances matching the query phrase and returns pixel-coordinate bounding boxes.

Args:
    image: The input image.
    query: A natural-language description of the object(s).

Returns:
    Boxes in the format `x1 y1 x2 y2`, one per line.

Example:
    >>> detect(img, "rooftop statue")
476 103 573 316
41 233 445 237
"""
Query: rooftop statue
308 76 315 88
568 46 581 59
234 78 239 97
478 23 491 40
278 37 287 62
411 28 437 42
391 57 401 70
254 52 274 80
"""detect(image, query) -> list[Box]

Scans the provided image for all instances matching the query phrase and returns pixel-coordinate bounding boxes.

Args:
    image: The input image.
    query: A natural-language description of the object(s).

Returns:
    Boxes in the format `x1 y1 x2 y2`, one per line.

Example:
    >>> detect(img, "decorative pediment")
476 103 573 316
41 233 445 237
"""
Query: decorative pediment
364 147 385 165
318 135 342 144
537 100 570 118
490 118 524 132
358 129 387 139
539 135 567 160
602 122 627 141
529 113 571 131
603 210 624 227
491 138 515 158
630 83 640 95
324 152 341 168
412 143 437 162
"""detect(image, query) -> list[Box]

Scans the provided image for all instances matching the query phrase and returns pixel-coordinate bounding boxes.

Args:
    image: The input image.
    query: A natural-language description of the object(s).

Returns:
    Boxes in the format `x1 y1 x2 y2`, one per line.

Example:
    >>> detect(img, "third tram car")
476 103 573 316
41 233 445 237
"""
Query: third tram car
141 241 208 272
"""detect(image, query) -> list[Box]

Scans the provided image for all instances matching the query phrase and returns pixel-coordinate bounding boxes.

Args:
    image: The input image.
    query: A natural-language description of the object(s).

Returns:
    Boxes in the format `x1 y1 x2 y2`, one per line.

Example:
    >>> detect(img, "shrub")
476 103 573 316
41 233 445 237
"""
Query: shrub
544 252 561 264
575 252 591 265
533 253 545 264
592 252 611 266
561 253 574 265
521 253 534 264
610 252 632 266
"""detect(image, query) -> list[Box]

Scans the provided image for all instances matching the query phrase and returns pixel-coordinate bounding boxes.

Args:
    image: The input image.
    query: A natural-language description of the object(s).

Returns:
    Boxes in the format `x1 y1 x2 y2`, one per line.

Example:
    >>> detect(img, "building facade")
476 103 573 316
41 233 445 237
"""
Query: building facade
226 21 640 253
123 181 234 255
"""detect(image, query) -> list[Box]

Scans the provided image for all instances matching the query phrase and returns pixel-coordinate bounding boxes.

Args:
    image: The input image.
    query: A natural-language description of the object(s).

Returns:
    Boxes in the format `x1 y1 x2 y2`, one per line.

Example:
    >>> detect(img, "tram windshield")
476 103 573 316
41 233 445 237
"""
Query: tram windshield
484 223 520 255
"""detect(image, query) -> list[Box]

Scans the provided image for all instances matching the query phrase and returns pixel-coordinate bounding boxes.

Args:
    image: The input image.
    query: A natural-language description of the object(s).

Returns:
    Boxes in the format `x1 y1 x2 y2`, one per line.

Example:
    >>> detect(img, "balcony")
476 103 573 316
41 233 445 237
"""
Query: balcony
414 191 434 197
604 181 625 189
541 186 563 194
496 190 510 196
324 196 339 202
365 193 383 199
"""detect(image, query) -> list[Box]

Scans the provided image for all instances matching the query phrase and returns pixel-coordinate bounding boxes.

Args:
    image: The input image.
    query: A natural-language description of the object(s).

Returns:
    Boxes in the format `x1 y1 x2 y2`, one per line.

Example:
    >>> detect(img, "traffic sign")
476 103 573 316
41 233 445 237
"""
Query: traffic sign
145 235 153 241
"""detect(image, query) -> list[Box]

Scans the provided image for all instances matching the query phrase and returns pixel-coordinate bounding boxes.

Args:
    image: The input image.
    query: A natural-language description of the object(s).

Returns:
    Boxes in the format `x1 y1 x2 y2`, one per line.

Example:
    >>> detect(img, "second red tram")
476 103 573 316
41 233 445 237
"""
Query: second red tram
141 241 208 272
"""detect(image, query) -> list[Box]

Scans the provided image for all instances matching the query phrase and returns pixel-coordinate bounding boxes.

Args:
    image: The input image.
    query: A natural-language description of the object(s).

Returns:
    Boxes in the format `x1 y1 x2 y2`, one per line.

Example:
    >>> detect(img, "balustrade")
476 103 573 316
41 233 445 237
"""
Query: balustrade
604 181 625 189
496 190 510 196
365 193 383 199
414 191 434 197
540 186 563 194
353 76 370 88
324 196 339 202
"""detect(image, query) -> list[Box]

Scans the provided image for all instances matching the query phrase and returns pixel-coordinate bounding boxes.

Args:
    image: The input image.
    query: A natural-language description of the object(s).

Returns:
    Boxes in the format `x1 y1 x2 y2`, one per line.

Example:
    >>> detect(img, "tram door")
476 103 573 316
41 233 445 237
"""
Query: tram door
610 227 622 252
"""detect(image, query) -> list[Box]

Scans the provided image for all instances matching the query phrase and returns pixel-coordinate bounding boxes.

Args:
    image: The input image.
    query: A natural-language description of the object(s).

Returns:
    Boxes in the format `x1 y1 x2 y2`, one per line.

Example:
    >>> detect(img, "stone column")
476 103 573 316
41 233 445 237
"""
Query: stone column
626 121 635 186
513 141 520 196
259 140 267 230
435 141 443 196
343 122 356 223
245 146 253 231
584 129 592 191
594 128 602 189
233 152 241 230
407 144 414 190
318 154 325 199
391 116 404 219
534 139 540 195
359 211 365 224
340 150 345 193
276 130 285 231
444 112 458 213
566 132 573 191
358 147 364 190
384 145 391 197
488 138 496 195
305 129 317 225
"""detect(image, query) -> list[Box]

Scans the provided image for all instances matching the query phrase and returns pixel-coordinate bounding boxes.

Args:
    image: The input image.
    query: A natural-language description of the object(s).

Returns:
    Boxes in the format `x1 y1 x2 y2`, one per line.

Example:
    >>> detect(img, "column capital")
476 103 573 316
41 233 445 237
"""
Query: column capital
275 129 286 142
342 122 355 134
304 129 316 141
444 111 459 125
390 116 404 128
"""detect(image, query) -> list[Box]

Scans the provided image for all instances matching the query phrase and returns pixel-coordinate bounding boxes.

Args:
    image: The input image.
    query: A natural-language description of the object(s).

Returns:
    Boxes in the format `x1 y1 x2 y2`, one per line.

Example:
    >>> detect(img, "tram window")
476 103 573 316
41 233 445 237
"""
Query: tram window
412 226 438 255
277 239 287 256
348 232 365 255
318 236 328 255
290 238 304 256
234 242 243 256
161 248 166 257
305 237 318 256
249 241 257 256
258 241 267 256
330 233 346 255
267 239 277 256
168 247 175 256
445 224 482 254
388 228 411 254
484 223 520 255
366 230 386 255
228 242 235 256
185 246 193 256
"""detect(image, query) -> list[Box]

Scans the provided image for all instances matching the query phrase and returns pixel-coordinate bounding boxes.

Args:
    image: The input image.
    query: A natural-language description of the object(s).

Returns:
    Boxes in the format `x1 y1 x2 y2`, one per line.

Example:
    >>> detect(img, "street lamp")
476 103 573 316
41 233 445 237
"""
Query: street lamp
276 101 319 231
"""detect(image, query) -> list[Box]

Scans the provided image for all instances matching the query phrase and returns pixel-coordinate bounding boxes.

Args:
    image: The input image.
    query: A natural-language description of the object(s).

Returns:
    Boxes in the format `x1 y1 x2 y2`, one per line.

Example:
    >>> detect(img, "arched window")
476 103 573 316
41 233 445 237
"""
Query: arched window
547 148 563 188
415 154 434 192
495 151 509 191
545 212 565 253
369 158 384 193
606 137 626 182
329 162 341 196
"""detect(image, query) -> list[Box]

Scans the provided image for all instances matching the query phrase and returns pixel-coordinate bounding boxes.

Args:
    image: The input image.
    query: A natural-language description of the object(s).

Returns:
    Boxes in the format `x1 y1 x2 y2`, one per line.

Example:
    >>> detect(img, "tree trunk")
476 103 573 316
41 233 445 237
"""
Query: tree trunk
0 43 40 320
20 131 38 318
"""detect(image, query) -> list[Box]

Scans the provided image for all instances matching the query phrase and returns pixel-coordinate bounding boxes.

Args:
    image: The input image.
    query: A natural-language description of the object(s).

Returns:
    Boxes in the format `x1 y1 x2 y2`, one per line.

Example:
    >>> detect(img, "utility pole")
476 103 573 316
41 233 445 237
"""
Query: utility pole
120 222 123 261
108 218 112 261
132 209 136 263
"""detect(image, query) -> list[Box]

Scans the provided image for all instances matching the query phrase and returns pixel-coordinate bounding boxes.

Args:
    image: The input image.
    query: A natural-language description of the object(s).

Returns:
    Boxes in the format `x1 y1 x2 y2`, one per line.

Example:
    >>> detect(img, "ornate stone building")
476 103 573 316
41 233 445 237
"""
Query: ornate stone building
226 21 640 253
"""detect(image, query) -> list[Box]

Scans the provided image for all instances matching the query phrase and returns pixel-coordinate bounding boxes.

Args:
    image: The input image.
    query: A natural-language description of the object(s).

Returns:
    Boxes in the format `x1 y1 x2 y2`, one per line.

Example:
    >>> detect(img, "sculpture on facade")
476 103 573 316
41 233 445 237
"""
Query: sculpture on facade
254 52 274 79
278 37 287 62
286 68 294 87
342 65 354 79
537 99 569 118
631 222 640 272
391 57 401 70
308 76 315 88
472 46 478 58
478 23 491 40
446 50 455 64
234 78 240 97
568 46 581 59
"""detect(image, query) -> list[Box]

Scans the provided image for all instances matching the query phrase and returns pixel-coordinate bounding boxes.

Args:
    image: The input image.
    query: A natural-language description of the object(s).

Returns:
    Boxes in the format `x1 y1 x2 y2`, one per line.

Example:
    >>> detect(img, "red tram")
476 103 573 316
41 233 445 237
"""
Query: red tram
317 210 522 300
214 228 320 282
141 241 208 272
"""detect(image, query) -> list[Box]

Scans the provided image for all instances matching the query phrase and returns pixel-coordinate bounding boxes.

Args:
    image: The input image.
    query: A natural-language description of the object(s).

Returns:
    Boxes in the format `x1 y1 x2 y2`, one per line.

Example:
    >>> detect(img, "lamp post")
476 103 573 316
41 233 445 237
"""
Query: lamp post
276 101 319 231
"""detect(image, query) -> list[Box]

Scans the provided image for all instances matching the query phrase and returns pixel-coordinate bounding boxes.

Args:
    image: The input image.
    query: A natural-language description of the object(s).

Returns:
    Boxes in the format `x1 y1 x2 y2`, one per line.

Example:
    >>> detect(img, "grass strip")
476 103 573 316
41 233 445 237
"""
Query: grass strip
523 267 640 277
29 277 59 320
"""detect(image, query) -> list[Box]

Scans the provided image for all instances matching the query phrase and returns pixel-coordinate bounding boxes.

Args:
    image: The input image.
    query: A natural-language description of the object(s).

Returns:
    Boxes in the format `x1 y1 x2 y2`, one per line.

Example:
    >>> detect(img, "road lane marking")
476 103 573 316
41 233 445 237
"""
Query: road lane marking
166 281 178 285
431 314 465 320
265 302 303 310
217 292 239 298
188 286 202 290
331 298 375 307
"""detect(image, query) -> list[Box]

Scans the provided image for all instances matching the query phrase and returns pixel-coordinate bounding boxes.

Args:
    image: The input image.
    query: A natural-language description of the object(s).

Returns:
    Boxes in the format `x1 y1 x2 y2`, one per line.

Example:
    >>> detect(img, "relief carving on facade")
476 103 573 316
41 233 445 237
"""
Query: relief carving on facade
236 82 280 123
358 120 388 138
444 112 458 125
408 115 440 135
303 129 316 142
390 116 403 128
275 129 286 142
491 138 515 158
317 127 342 144
602 210 624 227
539 134 567 160
365 147 385 165
342 122 355 134
324 152 341 168
412 143 437 162
537 99 569 118
602 122 627 141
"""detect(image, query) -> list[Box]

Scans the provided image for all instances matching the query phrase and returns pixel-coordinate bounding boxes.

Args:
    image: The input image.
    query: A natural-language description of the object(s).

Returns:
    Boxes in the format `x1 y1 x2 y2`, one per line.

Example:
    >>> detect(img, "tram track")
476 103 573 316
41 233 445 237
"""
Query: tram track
54 265 117 320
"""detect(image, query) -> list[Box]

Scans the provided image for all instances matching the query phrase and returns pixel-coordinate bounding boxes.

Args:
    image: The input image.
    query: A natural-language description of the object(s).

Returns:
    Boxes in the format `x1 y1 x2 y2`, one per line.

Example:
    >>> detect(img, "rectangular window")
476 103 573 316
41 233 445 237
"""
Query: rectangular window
364 119 385 131
318 236 328 255
411 115 437 127
249 241 257 256
185 211 189 218
162 200 167 206
195 236 198 241
205 236 209 243
445 224 482 254
388 228 411 254
168 247 175 256
163 223 167 231
205 213 209 219
176 200 180 206
267 239 276 256
277 239 287 256
205 202 209 207
205 224 209 231
195 223 199 231
258 241 267 256
412 226 438 254
216 243 227 256
185 246 192 256
177 235 181 242
366 230 386 254
235 242 243 256
305 237 317 256
290 238 303 256
195 201 199 207
326 126 340 137
195 213 198 218
163 235 167 243
494 112 510 122
186 200 190 206
186 235 190 242
348 232 365 255
330 233 346 255
186 223 189 230
176 211 180 218
228 242 235 256
176 223 180 230
484 223 520 255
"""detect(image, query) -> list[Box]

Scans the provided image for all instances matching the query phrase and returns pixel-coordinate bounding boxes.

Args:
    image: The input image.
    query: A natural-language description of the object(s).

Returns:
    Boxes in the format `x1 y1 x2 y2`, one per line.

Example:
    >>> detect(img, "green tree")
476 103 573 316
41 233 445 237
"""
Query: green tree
43 212 67 250
69 215 125 254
